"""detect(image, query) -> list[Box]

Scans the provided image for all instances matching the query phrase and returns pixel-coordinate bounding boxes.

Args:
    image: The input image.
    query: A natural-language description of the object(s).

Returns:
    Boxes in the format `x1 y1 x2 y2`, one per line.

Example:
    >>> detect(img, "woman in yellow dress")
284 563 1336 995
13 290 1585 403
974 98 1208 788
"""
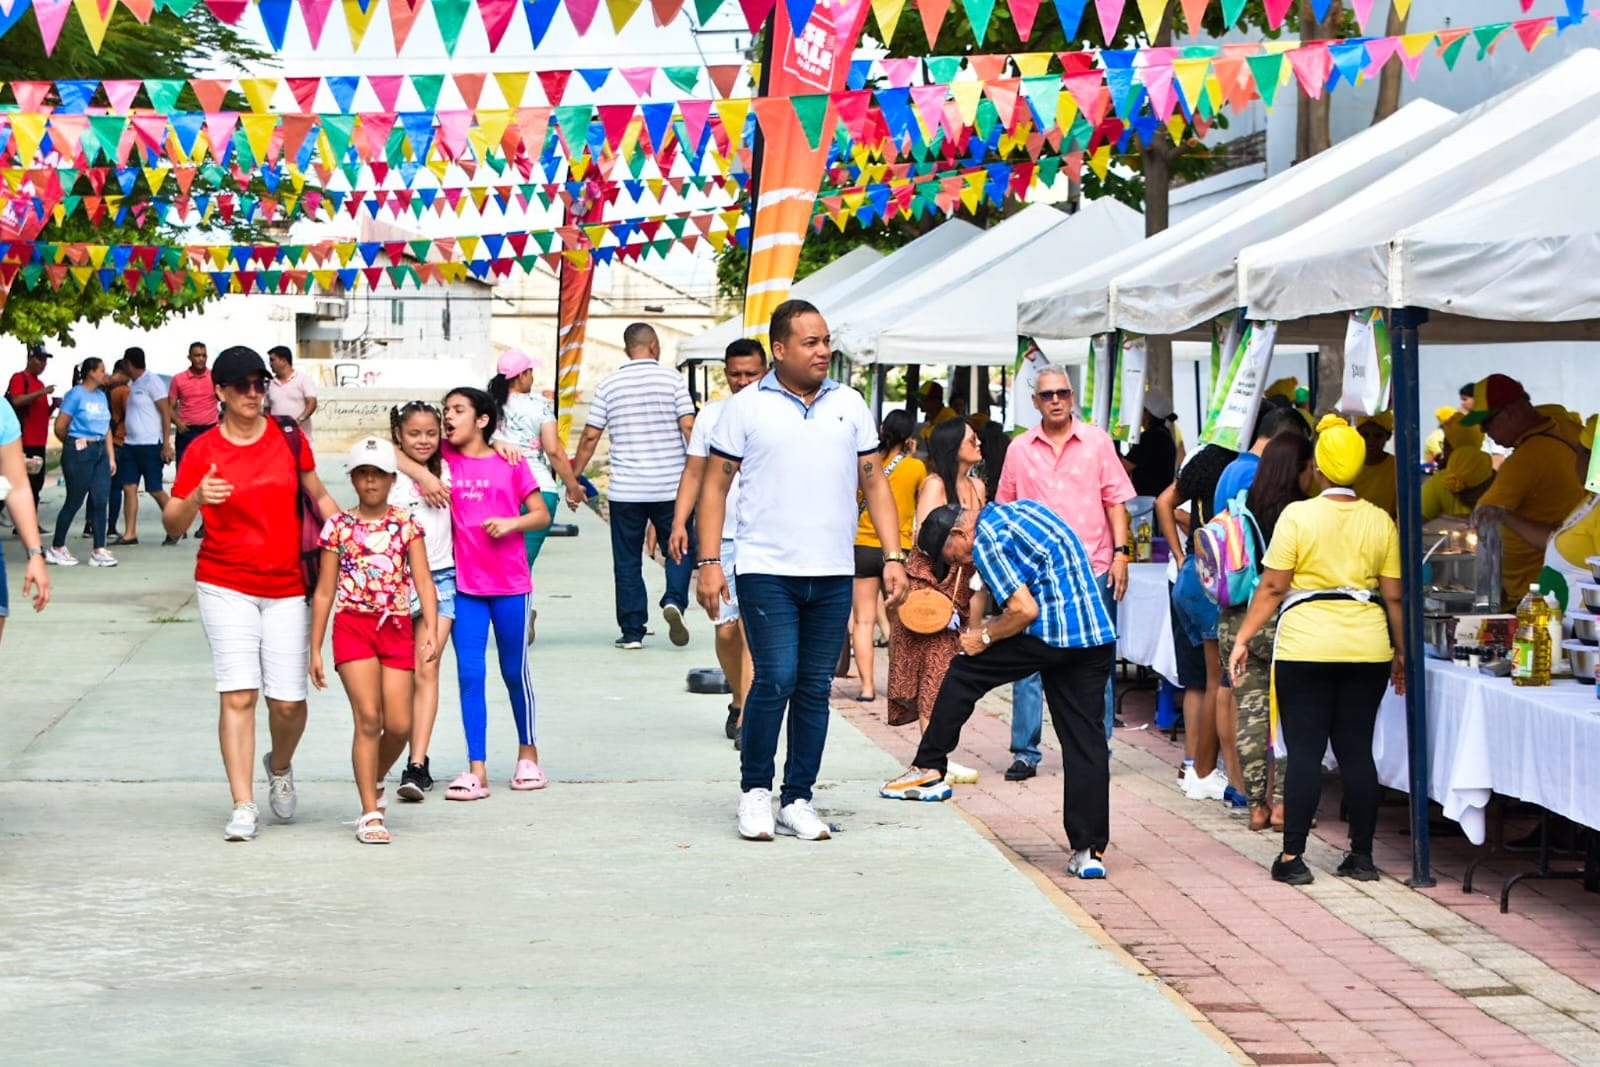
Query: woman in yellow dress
1350 412 1397 518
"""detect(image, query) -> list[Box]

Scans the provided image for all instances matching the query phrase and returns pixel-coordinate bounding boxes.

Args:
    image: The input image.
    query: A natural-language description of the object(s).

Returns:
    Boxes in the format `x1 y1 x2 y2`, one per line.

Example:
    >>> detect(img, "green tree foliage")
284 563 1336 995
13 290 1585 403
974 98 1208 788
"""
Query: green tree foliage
0 13 271 345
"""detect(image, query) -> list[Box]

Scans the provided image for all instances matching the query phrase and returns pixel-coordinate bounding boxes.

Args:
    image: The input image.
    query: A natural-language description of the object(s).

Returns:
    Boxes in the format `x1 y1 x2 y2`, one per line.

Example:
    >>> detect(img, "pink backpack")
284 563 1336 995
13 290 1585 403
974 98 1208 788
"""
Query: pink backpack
1193 490 1263 609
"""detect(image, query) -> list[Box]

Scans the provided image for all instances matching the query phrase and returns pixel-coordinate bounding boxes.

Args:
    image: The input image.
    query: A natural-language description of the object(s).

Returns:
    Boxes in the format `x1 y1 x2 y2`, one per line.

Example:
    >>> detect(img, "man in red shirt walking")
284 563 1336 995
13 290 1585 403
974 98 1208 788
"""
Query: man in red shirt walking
6 344 55 520
169 341 216 468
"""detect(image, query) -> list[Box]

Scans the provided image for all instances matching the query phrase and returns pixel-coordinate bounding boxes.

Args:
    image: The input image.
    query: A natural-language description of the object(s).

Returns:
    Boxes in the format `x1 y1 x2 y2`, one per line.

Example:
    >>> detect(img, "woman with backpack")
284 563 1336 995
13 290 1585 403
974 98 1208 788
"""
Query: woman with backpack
164 346 340 842
852 410 924 702
1154 444 1238 804
1221 432 1313 831
1228 415 1405 885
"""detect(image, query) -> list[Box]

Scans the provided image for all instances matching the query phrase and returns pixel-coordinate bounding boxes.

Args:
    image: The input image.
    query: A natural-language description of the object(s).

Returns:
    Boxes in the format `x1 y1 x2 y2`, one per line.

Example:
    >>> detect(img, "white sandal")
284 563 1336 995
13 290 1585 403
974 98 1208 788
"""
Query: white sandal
355 811 390 844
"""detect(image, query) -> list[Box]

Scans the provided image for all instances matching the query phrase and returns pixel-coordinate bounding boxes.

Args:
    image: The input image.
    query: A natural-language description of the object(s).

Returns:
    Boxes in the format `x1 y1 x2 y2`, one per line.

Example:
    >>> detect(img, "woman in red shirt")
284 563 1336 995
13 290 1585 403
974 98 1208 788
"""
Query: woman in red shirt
164 346 339 843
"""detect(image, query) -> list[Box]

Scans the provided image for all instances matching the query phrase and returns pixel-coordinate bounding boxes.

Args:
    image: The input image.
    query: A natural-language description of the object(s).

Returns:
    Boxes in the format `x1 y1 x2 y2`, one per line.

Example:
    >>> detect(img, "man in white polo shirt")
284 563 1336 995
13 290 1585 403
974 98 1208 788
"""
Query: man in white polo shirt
697 300 909 842
266 345 318 439
570 323 697 650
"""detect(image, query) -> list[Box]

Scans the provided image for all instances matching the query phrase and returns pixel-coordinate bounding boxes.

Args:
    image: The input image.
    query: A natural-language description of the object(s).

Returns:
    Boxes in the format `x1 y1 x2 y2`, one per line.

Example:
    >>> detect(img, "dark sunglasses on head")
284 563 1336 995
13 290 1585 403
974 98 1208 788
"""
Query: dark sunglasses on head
227 377 269 396
1037 388 1074 403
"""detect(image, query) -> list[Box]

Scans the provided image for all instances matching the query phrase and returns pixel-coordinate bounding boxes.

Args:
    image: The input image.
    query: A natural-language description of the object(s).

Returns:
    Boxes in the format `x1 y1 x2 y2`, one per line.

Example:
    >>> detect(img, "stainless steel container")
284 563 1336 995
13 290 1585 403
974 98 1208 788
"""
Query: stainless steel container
1572 611 1600 645
1563 641 1599 683
1423 615 1456 660
1579 582 1600 613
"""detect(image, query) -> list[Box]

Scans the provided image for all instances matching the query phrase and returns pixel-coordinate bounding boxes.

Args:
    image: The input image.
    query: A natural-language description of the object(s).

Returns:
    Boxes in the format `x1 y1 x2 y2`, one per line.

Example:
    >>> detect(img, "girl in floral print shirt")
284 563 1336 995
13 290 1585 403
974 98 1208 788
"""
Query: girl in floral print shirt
310 435 439 845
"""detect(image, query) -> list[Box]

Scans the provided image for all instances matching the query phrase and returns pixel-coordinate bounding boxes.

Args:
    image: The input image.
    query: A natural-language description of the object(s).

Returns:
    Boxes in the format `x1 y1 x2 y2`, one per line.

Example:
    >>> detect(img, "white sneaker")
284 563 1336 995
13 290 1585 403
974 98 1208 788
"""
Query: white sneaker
1182 767 1229 802
738 788 775 841
224 802 260 841
775 798 832 840
44 546 78 566
262 753 297 820
663 603 690 647
88 548 118 567
1066 848 1107 879
945 761 980 784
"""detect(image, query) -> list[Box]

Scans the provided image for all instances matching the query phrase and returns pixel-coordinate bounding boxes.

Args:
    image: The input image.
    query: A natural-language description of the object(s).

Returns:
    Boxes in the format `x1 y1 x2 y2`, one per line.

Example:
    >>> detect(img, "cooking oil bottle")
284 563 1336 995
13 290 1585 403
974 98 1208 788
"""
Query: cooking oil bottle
1512 584 1552 687
1135 515 1153 562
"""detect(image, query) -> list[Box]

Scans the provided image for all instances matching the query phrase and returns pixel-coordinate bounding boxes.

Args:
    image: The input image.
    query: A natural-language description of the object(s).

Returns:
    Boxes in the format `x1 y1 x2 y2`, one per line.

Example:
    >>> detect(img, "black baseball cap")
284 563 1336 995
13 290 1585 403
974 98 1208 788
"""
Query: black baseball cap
918 504 964 581
25 342 51 360
212 345 269 386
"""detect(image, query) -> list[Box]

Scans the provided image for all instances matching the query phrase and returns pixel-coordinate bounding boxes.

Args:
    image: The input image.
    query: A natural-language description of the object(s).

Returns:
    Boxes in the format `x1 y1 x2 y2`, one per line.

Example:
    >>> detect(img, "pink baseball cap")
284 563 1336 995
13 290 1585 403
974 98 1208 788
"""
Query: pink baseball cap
497 349 534 378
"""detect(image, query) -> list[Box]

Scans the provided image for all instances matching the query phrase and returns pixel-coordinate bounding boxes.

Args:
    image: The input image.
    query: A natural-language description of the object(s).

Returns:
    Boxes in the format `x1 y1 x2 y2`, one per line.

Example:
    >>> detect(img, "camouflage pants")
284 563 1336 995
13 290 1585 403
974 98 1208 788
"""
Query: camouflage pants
1217 605 1284 808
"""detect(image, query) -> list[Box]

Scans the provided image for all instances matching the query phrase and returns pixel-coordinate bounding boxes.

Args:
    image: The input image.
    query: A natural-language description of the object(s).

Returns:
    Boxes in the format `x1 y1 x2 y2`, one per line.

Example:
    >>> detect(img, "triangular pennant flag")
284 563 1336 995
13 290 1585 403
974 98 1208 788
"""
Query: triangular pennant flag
454 72 488 109
1172 57 1210 113
1286 43 1332 97
578 68 612 92
287 76 321 113
538 69 572 107
145 78 184 112
1134 0 1164 37
430 0 471 52
918 0 949 46
1262 0 1291 29
1246 52 1285 107
569 0 601 32
341 0 380 50
493 71 530 109
32 0 73 54
72 0 116 51
960 0 995 42
620 67 656 97
479 0 519 46
522 0 561 46
871 0 905 41
326 75 360 113
387 0 424 50
707 64 743 99
608 0 644 31
1515 15 1554 51
791 94 833 150
1472 22 1509 59
1093 0 1124 41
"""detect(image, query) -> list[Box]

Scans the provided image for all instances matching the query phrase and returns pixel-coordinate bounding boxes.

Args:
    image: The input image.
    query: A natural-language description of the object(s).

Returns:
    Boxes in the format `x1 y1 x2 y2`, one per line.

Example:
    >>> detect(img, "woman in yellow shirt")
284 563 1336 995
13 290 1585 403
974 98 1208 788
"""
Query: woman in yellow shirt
853 409 925 702
1482 415 1597 595
1420 414 1492 520
1228 415 1405 887
1350 412 1397 517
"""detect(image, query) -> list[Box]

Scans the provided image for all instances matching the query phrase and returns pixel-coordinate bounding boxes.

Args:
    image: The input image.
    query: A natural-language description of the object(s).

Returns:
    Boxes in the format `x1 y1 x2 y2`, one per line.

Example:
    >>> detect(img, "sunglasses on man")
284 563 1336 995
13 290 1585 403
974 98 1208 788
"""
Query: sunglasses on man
1037 388 1074 403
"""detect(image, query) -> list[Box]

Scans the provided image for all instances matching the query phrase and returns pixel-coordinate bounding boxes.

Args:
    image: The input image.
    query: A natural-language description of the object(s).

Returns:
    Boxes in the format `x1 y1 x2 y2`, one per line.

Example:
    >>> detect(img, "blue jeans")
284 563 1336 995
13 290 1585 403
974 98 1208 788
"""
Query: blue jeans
608 499 693 643
53 439 112 550
1011 571 1117 765
735 573 852 805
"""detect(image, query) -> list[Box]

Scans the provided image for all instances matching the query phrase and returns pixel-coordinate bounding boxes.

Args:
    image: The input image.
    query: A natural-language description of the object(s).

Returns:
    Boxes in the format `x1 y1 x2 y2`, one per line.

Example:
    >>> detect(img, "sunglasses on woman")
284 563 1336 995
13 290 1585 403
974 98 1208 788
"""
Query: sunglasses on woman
227 377 269 396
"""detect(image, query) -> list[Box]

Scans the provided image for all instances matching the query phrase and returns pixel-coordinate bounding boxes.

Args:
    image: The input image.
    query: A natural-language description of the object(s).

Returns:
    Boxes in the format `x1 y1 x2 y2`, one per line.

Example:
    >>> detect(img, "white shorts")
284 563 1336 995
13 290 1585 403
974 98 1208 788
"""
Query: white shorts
716 538 741 625
195 582 311 701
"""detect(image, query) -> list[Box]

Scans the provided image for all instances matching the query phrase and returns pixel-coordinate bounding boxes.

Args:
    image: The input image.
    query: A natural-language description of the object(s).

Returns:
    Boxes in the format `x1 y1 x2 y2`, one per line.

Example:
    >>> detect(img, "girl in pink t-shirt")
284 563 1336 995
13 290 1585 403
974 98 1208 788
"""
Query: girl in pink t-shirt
439 387 552 800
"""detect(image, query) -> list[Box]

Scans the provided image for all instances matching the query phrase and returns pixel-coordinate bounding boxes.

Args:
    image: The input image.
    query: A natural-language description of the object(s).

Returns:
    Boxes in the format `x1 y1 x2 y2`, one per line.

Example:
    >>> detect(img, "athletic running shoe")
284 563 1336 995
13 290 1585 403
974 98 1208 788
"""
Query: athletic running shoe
224 802 260 842
44 546 78 566
945 761 980 784
724 704 740 741
88 548 118 567
397 759 432 802
1272 855 1315 885
614 637 643 650
1066 849 1107 879
663 603 690 647
262 753 297 821
880 766 953 802
775 799 832 840
1336 851 1380 881
1181 767 1229 801
738 788 775 841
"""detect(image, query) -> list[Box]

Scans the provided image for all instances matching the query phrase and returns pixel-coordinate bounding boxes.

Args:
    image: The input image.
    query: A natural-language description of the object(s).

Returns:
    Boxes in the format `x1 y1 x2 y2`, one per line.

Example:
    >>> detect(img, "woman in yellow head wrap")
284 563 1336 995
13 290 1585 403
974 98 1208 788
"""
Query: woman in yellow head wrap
1482 414 1600 597
1227 412 1404 885
1349 412 1397 517
1423 406 1457 466
1421 423 1495 521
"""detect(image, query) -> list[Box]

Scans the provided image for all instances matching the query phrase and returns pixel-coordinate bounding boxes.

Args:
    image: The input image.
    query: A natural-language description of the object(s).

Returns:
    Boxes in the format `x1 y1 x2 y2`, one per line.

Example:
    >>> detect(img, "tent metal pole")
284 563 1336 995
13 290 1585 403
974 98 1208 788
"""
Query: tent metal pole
1192 359 1202 442
905 364 921 417
1390 306 1435 888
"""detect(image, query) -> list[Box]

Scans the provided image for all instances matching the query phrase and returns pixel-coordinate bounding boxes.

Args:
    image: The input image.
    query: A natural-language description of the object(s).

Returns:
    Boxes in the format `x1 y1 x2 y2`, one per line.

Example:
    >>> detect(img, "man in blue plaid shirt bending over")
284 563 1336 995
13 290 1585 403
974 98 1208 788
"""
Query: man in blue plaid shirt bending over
881 500 1118 879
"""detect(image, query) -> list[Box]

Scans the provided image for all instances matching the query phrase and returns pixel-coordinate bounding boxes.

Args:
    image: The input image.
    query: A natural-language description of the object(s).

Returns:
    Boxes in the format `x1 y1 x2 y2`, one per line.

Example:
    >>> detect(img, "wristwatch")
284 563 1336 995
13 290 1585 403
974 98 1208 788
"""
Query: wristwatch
1114 545 1132 558
883 552 908 565
980 628 991 647
25 546 43 559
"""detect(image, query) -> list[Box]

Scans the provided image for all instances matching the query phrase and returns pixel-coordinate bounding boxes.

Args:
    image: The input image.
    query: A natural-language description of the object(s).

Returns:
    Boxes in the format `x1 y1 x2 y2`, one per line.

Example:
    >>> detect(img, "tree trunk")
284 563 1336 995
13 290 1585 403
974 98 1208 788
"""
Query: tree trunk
1294 0 1340 163
1316 339 1345 416
1373 4 1409 124
1137 2 1179 418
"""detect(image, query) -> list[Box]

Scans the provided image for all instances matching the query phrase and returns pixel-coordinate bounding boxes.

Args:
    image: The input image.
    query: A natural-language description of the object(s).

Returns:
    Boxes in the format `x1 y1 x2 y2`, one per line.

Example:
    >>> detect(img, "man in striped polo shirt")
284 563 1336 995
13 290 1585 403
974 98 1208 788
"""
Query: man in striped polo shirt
881 500 1118 879
570 323 697 650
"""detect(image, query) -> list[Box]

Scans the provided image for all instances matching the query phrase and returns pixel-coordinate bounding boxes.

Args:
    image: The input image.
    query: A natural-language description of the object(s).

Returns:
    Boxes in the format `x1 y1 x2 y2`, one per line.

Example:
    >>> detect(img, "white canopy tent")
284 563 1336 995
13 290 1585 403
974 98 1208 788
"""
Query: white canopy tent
1015 100 1455 341
1240 49 1600 339
840 199 1145 367
674 244 885 366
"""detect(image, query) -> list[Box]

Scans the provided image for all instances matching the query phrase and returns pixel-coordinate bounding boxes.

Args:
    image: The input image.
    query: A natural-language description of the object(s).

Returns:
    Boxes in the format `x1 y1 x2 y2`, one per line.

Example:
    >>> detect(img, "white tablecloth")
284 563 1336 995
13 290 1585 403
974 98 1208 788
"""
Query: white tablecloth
1375 659 1600 845
1118 562 1180 686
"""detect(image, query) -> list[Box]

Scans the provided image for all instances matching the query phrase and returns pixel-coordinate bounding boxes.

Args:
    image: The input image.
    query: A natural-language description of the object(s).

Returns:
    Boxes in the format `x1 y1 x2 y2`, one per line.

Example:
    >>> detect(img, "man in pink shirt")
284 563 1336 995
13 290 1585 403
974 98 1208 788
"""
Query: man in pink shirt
169 341 216 468
994 366 1134 779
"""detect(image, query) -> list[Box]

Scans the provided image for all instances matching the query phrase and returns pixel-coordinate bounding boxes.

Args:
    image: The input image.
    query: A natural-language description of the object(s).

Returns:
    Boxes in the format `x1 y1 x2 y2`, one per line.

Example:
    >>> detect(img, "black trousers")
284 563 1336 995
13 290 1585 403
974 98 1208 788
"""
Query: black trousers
23 444 45 505
914 634 1116 853
1275 660 1390 857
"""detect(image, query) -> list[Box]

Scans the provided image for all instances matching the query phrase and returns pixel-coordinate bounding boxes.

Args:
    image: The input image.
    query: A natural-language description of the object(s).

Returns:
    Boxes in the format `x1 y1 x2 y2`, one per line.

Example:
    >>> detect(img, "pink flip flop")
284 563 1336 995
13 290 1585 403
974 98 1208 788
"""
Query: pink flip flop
444 772 489 801
510 759 548 791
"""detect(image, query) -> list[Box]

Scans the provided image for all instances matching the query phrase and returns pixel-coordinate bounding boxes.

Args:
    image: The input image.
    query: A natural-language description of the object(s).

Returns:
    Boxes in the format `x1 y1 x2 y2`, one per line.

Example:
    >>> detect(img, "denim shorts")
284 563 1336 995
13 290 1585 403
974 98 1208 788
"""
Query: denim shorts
411 566 456 621
1172 557 1219 644
715 539 740 624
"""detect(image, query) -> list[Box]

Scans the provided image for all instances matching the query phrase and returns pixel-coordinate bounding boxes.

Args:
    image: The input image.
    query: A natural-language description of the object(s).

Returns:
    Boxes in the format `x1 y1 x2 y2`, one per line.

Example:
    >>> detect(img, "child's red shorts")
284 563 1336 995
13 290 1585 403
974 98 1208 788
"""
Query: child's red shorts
333 612 415 670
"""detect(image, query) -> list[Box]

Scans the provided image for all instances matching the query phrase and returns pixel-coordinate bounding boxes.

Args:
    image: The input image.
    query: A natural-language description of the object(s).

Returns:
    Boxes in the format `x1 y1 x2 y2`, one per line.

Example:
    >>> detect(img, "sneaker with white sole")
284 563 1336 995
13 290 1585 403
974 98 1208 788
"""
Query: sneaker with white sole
1180 766 1229 801
663 603 690 647
945 761 980 784
88 548 118 567
224 802 260 841
880 766 953 802
1066 848 1107 879
262 753 297 820
44 546 78 566
775 798 832 840
738 788 775 841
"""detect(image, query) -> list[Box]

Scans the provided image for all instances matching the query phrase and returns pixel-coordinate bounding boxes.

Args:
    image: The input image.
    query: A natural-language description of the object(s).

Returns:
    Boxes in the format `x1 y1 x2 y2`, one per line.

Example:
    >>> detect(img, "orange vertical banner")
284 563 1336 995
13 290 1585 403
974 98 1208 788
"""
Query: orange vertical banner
741 0 872 343
555 179 607 447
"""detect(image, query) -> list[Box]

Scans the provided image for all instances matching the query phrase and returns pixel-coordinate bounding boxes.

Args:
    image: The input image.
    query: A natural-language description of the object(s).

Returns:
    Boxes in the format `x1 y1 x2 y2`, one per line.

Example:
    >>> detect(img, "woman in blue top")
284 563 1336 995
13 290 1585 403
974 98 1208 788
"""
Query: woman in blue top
0 395 51 641
48 357 118 567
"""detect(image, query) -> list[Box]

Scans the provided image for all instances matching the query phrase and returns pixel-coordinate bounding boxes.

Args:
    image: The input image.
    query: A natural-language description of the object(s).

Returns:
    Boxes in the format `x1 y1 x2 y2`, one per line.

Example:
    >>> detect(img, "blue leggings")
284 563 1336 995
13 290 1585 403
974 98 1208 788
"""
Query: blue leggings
453 592 535 762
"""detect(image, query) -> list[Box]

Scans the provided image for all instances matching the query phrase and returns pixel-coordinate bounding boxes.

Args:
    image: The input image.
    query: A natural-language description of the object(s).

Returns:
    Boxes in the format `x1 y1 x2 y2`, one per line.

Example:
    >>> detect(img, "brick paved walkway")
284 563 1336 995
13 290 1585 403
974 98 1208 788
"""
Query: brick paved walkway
836 664 1600 1066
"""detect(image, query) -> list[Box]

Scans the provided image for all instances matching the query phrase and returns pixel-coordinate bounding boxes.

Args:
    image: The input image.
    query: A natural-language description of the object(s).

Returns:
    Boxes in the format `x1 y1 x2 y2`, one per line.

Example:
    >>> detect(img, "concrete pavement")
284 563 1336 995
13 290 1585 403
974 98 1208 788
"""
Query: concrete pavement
0 491 1235 1063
